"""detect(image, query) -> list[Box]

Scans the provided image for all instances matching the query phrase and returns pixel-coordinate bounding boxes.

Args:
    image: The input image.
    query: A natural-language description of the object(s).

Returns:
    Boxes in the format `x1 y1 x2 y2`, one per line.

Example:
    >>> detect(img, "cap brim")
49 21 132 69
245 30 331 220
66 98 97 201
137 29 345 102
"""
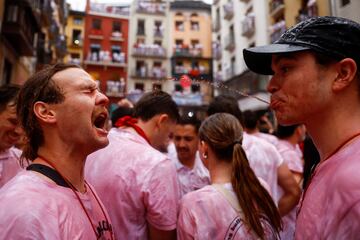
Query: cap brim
243 44 311 75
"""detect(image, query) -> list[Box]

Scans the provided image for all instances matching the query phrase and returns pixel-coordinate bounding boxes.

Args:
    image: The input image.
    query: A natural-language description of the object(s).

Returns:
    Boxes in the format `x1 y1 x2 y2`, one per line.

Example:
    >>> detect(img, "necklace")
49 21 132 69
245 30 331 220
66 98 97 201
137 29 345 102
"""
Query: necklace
297 132 360 216
38 155 114 240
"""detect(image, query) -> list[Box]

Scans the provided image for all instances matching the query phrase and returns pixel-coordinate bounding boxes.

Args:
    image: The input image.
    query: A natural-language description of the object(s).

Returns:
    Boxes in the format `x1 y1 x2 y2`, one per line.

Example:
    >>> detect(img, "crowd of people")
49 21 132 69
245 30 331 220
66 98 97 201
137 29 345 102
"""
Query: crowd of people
0 16 360 239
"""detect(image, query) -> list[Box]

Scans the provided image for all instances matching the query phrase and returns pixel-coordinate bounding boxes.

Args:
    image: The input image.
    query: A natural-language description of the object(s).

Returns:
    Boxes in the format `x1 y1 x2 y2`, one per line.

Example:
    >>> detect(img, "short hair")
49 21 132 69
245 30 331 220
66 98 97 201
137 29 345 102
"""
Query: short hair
111 106 133 126
133 90 179 122
177 114 201 133
242 110 258 130
207 95 244 125
17 63 81 161
276 124 300 139
0 85 20 113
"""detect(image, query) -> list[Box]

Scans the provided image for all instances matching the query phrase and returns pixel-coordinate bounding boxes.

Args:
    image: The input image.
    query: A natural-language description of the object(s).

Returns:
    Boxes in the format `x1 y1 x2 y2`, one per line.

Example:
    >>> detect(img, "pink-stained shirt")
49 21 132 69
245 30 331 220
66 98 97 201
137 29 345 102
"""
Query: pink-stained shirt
0 171 114 239
170 152 210 198
253 132 279 146
0 147 23 188
85 128 179 239
276 140 303 240
295 137 360 239
243 133 284 201
177 183 277 240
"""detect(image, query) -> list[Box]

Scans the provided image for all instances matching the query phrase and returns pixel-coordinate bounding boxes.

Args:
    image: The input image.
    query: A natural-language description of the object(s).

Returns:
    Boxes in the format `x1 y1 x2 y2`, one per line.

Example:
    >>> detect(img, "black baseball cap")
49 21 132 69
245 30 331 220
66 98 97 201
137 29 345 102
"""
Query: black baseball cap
243 16 360 75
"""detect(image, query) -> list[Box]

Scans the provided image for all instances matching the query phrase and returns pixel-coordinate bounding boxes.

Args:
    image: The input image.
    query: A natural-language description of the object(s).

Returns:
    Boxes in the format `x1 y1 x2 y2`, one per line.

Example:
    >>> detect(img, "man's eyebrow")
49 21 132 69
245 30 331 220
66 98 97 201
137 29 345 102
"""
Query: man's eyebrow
273 53 298 65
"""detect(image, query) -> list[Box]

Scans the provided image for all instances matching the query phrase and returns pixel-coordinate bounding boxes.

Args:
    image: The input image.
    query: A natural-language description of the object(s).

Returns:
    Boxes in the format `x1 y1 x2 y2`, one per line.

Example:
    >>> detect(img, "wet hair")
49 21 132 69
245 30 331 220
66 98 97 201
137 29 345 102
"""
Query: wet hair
0 85 20 113
207 95 244 126
199 113 281 239
276 124 300 139
133 90 179 122
243 110 258 130
313 51 360 93
17 63 81 162
177 114 201 133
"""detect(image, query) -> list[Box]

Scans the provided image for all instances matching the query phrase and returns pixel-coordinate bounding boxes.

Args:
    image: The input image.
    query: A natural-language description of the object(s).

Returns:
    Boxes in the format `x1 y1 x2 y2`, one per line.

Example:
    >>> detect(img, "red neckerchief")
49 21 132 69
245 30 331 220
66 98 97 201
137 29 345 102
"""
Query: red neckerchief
115 116 151 144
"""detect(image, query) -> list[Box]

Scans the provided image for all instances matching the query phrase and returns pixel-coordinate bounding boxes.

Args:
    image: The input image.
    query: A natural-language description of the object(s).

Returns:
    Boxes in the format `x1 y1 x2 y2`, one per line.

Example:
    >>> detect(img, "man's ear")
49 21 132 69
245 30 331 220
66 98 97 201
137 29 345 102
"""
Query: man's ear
33 101 57 124
155 113 169 127
332 58 358 92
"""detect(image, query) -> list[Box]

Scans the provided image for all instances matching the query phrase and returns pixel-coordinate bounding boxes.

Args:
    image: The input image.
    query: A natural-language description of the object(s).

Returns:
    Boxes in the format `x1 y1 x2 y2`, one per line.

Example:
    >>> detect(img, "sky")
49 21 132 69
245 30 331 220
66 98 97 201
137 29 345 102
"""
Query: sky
66 0 213 11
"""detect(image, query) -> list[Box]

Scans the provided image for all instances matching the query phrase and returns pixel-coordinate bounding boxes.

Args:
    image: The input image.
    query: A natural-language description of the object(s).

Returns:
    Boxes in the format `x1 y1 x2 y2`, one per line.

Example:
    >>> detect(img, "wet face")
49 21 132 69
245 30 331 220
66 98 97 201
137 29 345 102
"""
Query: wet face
0 103 22 151
51 68 109 154
174 124 199 163
267 51 335 125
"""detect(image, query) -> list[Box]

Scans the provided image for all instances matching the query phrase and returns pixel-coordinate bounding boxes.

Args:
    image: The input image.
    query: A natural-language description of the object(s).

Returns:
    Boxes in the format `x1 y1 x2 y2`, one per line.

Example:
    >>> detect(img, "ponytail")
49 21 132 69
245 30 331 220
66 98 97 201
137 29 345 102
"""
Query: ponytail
231 143 282 239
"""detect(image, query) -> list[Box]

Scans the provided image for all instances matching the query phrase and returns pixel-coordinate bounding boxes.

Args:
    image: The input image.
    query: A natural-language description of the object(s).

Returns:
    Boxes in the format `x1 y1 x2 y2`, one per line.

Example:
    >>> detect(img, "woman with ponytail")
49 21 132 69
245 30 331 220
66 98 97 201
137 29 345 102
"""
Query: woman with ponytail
177 113 282 239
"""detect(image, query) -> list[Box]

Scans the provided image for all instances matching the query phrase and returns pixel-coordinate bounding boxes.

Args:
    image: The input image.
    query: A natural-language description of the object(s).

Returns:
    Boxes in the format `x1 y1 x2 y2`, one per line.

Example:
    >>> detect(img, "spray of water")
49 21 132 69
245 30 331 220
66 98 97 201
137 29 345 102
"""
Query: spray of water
124 76 270 105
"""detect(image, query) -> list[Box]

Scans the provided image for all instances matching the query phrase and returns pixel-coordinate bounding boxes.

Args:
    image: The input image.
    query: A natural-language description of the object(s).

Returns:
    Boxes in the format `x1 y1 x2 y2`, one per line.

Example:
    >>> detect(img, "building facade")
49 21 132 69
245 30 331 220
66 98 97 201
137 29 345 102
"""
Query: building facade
83 1 130 103
65 9 85 65
330 0 360 23
169 0 213 115
127 0 172 101
212 0 270 111
0 0 68 86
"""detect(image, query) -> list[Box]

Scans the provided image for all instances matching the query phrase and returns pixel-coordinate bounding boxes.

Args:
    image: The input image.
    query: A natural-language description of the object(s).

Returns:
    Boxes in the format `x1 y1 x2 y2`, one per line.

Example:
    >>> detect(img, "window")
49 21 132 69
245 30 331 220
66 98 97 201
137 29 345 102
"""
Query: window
154 40 162 46
191 21 199 31
137 19 145 35
136 61 147 77
135 83 144 91
111 45 124 63
154 20 163 37
341 0 350 6
2 59 12 84
72 29 81 45
89 44 101 61
70 53 81 64
92 19 101 29
153 84 162 91
175 84 183 91
73 17 82 25
175 21 184 31
191 84 200 93
6 5 18 22
113 21 121 32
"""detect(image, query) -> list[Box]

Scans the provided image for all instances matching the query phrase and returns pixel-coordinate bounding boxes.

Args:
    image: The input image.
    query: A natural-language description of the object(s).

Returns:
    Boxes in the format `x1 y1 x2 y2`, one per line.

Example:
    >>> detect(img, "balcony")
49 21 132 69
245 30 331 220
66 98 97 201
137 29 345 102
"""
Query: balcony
241 13 255 37
41 0 52 26
85 51 127 68
269 20 286 43
55 35 67 59
173 45 203 58
110 31 124 42
132 44 167 59
224 35 235 52
89 29 104 40
212 20 220 32
223 2 234 20
106 80 126 98
270 0 285 19
214 72 223 82
131 67 167 80
136 1 166 15
90 2 130 16
2 1 40 56
154 29 164 38
212 42 222 60
49 19 60 40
